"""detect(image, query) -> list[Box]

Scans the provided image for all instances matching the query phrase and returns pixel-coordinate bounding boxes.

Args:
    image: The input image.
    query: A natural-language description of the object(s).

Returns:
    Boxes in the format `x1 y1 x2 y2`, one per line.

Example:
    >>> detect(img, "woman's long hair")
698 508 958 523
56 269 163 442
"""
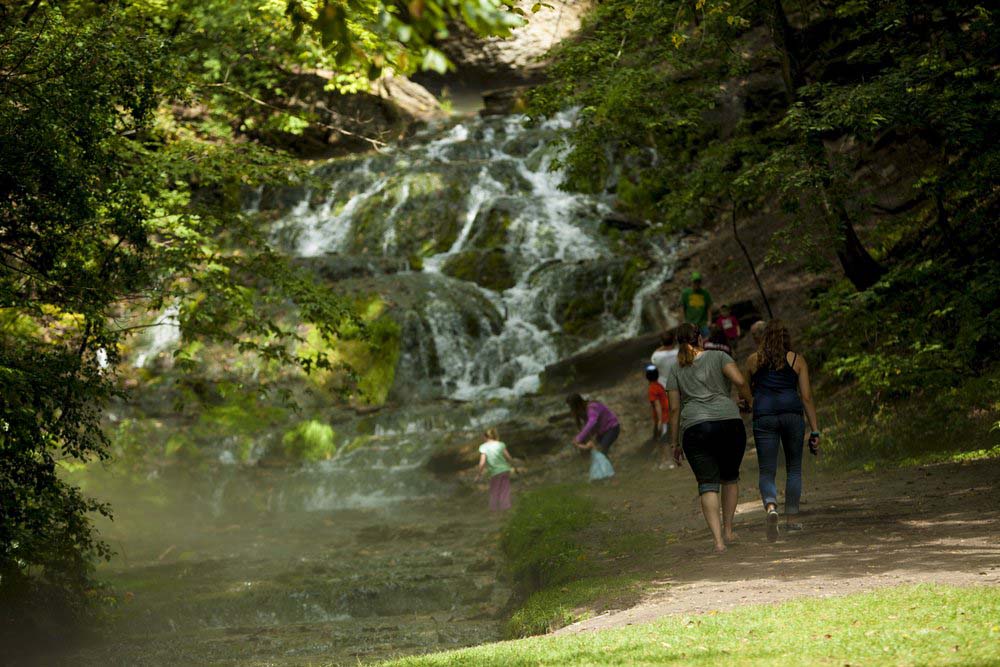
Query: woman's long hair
675 323 702 367
758 319 792 370
566 393 588 428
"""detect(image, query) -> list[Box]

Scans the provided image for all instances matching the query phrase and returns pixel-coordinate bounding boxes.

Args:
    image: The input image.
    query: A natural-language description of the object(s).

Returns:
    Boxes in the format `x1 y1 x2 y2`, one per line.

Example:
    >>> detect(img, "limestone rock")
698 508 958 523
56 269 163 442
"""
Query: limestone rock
541 332 661 392
371 73 443 121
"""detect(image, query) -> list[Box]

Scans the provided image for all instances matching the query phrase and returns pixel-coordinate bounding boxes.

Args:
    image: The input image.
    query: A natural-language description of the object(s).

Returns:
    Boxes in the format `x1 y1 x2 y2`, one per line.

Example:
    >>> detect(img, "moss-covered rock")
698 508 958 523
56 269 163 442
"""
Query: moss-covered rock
281 419 336 461
467 200 516 250
346 170 467 259
442 249 516 292
560 294 607 336
297 295 402 406
611 255 652 318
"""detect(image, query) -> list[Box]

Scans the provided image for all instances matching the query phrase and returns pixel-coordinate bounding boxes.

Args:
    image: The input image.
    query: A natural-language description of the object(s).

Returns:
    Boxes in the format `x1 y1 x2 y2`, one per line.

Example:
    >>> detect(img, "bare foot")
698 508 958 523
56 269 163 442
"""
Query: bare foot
724 531 738 544
713 543 727 554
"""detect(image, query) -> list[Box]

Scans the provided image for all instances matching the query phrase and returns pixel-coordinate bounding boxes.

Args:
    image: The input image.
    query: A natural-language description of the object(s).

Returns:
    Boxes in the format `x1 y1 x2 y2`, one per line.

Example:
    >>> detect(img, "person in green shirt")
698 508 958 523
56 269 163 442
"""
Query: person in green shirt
475 428 516 511
680 271 713 336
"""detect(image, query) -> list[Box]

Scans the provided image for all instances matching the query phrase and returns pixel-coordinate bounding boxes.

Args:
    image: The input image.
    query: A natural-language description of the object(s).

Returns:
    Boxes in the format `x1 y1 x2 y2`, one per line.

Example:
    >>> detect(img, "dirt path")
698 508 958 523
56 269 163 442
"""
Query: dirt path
554 453 1000 635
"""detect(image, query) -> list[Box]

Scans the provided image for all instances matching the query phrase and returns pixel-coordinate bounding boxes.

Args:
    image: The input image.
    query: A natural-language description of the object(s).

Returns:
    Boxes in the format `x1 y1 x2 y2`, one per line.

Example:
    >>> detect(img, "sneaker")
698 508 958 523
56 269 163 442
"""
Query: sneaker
785 522 802 532
766 508 779 542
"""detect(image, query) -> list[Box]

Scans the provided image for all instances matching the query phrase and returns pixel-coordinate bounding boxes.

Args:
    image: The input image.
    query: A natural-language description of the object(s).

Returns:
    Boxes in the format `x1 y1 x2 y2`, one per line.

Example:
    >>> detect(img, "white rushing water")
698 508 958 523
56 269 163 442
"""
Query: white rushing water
132 303 182 368
271 109 674 400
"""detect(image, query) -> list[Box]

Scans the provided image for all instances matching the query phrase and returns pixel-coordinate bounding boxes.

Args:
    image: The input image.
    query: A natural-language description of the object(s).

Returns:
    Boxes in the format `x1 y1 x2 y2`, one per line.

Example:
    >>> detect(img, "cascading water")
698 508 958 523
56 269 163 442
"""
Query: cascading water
272 109 675 400
132 303 181 368
76 109 680 667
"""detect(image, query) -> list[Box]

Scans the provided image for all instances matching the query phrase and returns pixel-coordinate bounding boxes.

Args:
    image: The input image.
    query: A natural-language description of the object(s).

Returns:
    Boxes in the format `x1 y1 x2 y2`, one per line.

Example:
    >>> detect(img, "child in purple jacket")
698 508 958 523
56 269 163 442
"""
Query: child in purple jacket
566 394 621 455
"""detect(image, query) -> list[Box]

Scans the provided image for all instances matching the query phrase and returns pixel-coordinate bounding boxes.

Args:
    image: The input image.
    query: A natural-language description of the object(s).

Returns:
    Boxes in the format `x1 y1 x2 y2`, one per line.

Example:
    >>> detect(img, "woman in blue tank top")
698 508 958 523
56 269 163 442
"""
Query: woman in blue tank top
746 320 820 542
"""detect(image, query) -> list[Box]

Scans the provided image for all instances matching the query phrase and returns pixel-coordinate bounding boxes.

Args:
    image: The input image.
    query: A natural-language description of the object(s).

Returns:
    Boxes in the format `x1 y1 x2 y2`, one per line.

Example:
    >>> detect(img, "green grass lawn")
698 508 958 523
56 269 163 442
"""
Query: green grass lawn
382 585 1000 666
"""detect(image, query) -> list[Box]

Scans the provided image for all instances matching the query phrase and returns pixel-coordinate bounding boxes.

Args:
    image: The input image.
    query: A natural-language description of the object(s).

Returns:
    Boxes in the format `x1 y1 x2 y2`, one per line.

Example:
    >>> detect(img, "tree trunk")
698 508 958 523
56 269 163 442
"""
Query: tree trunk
765 0 802 101
832 200 885 290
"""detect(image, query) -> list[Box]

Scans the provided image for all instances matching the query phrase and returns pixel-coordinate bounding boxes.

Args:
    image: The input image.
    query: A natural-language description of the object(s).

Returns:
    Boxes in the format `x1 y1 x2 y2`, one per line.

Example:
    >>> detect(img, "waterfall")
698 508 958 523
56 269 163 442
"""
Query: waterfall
270 108 674 400
133 303 181 368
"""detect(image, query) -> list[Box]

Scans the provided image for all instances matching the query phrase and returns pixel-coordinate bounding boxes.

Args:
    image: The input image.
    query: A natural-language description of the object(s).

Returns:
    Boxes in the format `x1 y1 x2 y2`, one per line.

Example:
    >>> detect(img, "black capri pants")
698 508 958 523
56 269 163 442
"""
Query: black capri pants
682 419 746 495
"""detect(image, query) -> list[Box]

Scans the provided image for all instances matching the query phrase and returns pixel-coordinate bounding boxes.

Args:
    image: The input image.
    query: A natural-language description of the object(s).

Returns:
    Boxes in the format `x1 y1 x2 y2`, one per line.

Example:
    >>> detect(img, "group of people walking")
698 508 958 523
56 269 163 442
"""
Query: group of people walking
474 271 820 552
660 318 819 551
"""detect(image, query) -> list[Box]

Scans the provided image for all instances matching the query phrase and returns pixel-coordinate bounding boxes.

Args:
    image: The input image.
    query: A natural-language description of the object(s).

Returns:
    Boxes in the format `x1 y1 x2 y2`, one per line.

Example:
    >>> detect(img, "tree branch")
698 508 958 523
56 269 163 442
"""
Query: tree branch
202 83 388 150
731 202 773 318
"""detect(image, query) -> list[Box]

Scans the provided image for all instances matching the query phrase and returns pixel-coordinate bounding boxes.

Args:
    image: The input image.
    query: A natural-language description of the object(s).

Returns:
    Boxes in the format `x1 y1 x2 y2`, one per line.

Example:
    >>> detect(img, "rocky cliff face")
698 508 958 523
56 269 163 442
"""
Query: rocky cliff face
413 0 589 103
442 0 588 80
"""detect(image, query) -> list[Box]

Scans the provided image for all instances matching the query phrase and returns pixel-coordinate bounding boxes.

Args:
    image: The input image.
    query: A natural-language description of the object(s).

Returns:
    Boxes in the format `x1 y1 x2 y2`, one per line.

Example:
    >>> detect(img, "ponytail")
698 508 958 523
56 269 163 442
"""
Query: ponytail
484 427 499 441
675 323 702 367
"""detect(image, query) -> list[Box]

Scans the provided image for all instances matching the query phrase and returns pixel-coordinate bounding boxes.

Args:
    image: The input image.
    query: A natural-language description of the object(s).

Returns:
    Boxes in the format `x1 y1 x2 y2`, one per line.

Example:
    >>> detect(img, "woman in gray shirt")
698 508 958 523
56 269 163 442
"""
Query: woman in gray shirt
665 323 753 553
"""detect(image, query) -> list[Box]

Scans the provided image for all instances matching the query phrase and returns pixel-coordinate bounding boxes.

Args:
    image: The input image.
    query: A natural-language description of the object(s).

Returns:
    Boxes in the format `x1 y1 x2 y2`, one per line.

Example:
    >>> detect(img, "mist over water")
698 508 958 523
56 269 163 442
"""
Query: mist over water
64 110 677 665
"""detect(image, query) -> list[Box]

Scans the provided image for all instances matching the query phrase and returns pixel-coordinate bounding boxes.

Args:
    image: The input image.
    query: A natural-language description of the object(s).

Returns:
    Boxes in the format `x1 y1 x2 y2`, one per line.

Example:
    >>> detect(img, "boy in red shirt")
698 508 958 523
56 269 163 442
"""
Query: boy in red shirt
714 304 741 347
645 363 670 446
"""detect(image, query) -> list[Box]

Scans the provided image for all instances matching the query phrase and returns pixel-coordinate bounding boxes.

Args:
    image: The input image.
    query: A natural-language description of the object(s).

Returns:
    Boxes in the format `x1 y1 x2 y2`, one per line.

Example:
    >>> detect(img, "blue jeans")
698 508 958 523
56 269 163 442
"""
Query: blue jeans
753 413 805 515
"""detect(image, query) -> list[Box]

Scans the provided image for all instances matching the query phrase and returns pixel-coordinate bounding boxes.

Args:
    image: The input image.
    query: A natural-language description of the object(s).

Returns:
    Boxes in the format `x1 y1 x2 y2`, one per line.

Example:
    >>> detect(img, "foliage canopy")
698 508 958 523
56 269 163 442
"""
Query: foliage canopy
531 0 999 406
0 0 521 642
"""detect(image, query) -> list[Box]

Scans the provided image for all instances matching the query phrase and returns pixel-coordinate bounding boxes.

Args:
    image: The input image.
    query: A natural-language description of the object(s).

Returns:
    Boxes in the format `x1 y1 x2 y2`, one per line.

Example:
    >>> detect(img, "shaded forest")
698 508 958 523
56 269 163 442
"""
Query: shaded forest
1 0 998 659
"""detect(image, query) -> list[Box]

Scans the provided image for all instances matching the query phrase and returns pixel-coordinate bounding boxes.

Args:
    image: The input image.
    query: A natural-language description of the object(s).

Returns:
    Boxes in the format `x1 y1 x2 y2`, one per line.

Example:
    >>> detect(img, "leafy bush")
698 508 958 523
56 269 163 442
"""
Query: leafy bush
822 369 1000 468
281 419 336 462
810 258 1000 401
500 485 596 593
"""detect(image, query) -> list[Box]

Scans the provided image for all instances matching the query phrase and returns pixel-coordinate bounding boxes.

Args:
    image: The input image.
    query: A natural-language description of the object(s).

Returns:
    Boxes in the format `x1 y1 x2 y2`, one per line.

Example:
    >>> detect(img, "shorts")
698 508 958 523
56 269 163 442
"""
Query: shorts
682 419 746 495
596 424 621 455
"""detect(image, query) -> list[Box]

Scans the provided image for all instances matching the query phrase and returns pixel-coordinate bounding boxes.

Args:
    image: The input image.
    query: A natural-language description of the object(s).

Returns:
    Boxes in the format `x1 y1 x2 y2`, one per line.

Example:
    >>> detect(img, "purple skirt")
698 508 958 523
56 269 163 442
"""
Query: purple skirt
489 472 512 511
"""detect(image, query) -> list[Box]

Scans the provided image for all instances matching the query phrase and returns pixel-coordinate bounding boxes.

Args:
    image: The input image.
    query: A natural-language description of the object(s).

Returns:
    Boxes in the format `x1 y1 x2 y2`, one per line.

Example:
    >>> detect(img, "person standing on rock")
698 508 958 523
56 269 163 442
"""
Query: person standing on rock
475 428 515 512
745 320 820 541
680 272 713 337
567 394 621 457
665 323 753 553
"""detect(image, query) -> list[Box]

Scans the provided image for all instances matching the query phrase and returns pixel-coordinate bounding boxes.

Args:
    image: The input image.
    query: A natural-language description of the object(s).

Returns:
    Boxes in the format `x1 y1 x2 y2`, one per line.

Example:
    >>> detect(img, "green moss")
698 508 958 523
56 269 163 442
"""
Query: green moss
297 295 402 405
441 249 515 291
164 433 198 460
347 171 466 258
107 392 285 467
352 315 401 404
341 434 372 455
468 204 513 250
281 419 336 461
560 295 605 336
612 256 651 317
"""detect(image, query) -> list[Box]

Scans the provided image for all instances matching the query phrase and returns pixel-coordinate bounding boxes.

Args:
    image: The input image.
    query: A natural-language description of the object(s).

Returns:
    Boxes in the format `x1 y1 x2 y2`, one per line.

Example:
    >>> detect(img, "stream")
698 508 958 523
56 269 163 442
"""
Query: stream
56 109 676 666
